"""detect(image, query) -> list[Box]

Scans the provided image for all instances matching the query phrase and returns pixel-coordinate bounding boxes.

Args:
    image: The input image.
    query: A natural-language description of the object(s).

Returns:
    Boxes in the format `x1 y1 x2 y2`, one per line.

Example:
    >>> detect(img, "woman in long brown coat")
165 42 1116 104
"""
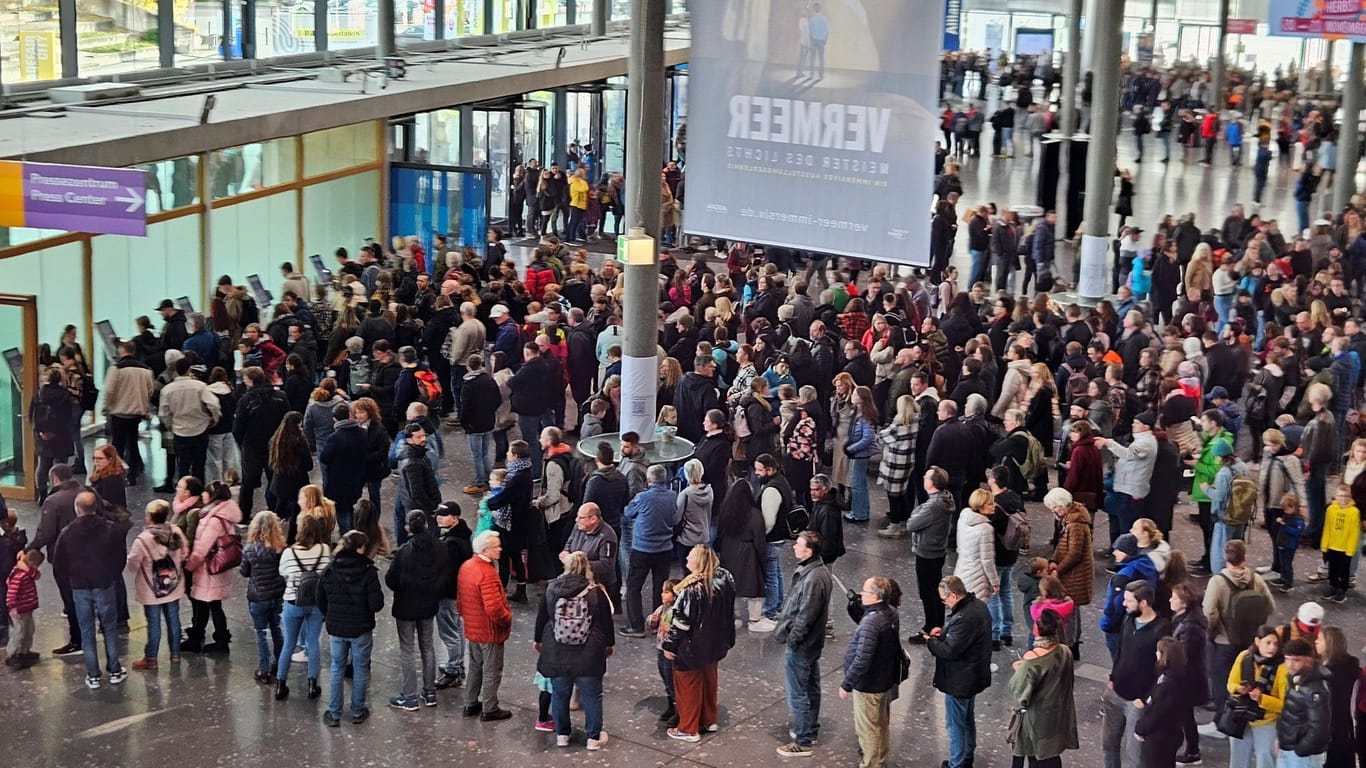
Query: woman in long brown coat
1043 488 1093 659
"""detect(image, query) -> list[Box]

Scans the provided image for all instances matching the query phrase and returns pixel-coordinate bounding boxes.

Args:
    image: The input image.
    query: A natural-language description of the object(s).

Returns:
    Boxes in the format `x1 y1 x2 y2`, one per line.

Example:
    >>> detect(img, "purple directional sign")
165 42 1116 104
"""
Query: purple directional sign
1 161 147 236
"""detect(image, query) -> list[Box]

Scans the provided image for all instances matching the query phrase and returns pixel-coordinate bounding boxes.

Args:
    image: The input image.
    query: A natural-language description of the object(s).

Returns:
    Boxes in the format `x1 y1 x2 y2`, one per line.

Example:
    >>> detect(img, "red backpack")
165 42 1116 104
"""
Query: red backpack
413 368 443 406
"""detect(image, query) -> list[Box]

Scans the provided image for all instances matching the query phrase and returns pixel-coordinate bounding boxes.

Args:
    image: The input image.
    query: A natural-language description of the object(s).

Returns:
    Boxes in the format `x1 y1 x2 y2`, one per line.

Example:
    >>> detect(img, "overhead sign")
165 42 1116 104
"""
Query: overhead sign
0 161 146 236
685 0 940 266
943 0 962 51
1269 0 1366 42
1226 18 1259 34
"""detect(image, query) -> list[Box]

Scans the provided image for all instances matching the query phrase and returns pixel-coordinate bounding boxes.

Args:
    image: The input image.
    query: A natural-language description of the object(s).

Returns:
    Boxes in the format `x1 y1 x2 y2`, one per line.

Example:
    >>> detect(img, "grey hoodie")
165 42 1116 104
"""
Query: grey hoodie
675 484 715 548
905 489 955 559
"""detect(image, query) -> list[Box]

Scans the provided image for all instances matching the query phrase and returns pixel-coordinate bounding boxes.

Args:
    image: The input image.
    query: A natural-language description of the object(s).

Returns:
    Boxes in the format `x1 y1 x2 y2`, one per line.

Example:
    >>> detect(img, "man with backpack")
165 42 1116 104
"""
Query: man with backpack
533 427 579 556
1201 540 1275 721
393 346 441 427
985 466 1026 650
988 409 1042 497
1206 440 1255 574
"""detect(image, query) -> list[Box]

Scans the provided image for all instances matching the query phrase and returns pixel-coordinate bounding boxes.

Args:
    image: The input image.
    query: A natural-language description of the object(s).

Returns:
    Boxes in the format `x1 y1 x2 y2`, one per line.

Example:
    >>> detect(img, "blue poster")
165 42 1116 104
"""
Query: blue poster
943 0 961 51
389 165 490 274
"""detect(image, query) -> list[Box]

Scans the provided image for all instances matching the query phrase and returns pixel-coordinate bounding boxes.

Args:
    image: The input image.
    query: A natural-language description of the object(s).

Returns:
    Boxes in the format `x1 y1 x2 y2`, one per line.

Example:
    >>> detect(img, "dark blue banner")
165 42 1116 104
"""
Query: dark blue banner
943 0 961 51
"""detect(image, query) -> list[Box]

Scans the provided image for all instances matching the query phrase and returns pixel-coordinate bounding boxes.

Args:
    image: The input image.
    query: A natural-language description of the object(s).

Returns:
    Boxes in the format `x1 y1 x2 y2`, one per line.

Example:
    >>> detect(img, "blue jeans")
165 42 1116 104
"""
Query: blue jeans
518 412 550 474
848 457 870 521
657 650 676 701
393 496 409 546
328 633 373 718
276 601 323 682
1230 720 1279 768
1210 522 1247 574
436 597 465 675
968 249 987 284
944 694 976 768
1214 293 1235 332
248 598 283 676
784 647 822 746
762 542 784 618
493 429 510 463
1277 752 1325 768
74 585 121 678
1297 199 1311 234
987 564 1015 640
552 675 605 739
143 602 182 659
1000 126 1013 153
467 432 492 487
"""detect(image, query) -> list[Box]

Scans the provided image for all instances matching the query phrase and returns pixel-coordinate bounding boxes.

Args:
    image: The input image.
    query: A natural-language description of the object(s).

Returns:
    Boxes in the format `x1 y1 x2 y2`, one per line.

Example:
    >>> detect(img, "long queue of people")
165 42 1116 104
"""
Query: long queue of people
8 176 1366 766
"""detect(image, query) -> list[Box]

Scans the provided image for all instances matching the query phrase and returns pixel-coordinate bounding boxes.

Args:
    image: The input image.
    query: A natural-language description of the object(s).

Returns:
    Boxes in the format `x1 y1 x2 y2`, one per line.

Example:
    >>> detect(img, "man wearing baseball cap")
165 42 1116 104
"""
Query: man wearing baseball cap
489 305 522 370
1275 602 1323 649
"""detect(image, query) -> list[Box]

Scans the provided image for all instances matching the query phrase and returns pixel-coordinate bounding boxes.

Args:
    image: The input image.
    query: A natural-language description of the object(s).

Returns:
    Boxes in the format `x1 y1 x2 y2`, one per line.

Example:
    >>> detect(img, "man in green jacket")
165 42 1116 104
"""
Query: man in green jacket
1191 409 1233 574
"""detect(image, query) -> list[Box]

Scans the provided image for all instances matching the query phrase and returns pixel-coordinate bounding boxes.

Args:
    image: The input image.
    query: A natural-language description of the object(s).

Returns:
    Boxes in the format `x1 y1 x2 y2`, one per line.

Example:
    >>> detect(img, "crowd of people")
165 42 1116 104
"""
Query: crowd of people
10 55 1366 768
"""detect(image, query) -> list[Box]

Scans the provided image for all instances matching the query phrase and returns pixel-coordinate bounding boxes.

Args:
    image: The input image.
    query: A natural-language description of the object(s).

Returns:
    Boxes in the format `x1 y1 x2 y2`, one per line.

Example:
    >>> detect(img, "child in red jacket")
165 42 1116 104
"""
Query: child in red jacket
6 549 42 669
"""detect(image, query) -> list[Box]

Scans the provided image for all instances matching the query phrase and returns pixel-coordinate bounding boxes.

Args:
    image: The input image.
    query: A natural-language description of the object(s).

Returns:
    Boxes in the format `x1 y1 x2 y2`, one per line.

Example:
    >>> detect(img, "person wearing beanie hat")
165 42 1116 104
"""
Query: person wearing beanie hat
1099 533 1159 663
1191 409 1234 573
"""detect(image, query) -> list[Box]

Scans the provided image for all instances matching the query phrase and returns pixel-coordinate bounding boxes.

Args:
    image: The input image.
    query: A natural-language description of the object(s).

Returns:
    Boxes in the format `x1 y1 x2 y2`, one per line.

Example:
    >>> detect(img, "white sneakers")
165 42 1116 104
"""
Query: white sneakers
556 735 570 748
749 618 777 633
587 731 609 750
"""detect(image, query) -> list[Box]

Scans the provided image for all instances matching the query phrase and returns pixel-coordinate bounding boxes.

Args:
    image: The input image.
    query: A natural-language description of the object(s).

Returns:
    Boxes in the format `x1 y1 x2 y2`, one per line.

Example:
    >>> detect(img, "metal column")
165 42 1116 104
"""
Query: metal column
377 0 395 60
1057 0 1082 244
1335 42 1365 213
1077 0 1122 302
552 88 569 167
1210 0 1229 109
58 0 76 76
620 0 666 442
314 0 328 52
592 0 608 36
158 0 174 67
1322 41 1336 93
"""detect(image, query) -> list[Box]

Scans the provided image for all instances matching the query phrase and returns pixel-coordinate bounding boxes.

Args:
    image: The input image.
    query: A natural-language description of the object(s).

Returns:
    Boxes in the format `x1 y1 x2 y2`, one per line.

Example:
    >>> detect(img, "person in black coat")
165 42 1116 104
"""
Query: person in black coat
422 302 459 416
674 360 722 444
233 367 291 519
949 358 990 412
925 575 993 768
396 425 442 521
693 413 733 514
367 342 402 435
32 370 76 502
156 302 189 355
317 530 385 725
434 502 474 690
841 576 903 767
533 553 616 744
1134 637 1192 768
320 405 369 532
384 511 449 706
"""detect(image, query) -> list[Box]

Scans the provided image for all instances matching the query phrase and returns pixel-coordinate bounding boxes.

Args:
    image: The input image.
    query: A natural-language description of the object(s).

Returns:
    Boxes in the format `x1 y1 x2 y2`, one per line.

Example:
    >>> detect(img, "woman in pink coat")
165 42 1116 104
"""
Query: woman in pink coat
125 499 189 669
183 481 242 653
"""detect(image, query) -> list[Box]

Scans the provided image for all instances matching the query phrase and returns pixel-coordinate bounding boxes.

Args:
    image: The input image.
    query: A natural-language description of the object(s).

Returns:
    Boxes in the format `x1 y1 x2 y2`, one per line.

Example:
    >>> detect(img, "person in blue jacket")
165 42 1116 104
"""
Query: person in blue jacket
842 386 881 522
1099 533 1158 664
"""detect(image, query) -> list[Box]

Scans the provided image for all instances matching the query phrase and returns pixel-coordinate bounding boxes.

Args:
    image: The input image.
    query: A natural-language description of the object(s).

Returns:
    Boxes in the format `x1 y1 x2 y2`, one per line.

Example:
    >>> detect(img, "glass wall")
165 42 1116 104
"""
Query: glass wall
0 301 26 488
0 242 87 349
210 192 298 283
302 172 380 266
303 122 378 176
138 156 201 214
1 4 61 84
210 138 297 200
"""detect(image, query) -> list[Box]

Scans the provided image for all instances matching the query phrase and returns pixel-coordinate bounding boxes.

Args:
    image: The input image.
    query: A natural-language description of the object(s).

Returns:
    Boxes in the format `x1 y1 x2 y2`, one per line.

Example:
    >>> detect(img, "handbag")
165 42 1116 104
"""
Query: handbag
1215 694 1254 739
206 517 243 575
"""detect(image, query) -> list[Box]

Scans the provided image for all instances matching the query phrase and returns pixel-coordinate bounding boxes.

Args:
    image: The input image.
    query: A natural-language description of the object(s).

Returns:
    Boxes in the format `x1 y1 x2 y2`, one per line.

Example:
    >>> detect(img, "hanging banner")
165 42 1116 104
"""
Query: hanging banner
1268 0 1366 42
943 0 962 52
685 0 941 266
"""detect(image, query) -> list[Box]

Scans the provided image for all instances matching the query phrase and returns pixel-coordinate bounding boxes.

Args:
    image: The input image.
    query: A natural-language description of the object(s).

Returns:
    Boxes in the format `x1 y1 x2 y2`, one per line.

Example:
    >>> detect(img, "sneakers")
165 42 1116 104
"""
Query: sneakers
619 626 648 638
535 719 556 732
434 671 464 689
420 689 437 707
1175 752 1202 765
555 735 571 747
86 675 101 689
1254 565 1273 574
132 658 158 670
389 694 420 712
351 708 371 724
587 731 609 751
777 743 814 758
1308 573 1328 583
1196 721 1221 737
1330 590 1348 603
323 711 342 728
53 643 82 657
749 617 777 633
108 668 127 685
704 723 720 733
667 728 701 742
875 524 907 539
291 648 308 663
789 730 818 745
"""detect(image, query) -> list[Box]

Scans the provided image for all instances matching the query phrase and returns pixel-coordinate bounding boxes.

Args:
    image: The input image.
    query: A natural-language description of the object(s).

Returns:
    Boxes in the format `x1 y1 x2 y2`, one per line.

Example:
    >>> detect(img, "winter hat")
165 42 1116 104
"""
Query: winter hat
1134 412 1157 429
1071 396 1092 411
1212 440 1234 458
1208 386 1230 401
1113 533 1141 558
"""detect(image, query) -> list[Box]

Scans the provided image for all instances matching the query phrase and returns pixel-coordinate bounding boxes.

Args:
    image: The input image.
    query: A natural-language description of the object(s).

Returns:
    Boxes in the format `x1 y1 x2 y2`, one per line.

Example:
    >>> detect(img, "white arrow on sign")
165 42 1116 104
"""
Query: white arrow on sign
115 187 144 214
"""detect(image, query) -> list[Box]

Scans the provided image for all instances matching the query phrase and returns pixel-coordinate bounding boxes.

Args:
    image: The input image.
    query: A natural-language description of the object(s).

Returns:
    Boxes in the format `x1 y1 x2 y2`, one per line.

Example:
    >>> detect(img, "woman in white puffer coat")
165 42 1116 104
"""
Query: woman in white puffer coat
953 488 999 601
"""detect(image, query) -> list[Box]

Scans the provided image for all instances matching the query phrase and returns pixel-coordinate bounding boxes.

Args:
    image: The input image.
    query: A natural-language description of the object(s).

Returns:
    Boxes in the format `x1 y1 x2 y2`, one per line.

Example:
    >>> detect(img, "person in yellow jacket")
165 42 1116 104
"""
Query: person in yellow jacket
566 168 590 244
1321 483 1361 603
1225 627 1289 768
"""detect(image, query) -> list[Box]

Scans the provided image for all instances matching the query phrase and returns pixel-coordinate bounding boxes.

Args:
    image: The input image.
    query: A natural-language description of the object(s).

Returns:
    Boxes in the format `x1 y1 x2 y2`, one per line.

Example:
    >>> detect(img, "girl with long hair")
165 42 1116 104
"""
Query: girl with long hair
663 546 737 742
183 481 242 653
273 512 332 702
842 385 881 523
241 511 287 684
268 412 314 537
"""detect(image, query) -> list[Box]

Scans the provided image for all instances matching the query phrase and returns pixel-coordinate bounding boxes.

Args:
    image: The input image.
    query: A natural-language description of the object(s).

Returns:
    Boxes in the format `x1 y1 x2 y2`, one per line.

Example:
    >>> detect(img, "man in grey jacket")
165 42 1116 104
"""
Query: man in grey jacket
561 502 618 592
905 466 955 642
773 530 833 758
1098 411 1158 533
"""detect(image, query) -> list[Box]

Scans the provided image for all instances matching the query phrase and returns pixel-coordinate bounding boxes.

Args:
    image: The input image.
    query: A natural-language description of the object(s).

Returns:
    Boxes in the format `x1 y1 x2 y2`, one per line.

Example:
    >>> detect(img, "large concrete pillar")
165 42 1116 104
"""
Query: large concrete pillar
620 0 666 441
1077 0 1123 302
1080 0 1098 73
1335 43 1365 213
1321 41 1336 93
1057 0 1082 241
592 0 607 35
377 0 395 59
1210 0 1230 110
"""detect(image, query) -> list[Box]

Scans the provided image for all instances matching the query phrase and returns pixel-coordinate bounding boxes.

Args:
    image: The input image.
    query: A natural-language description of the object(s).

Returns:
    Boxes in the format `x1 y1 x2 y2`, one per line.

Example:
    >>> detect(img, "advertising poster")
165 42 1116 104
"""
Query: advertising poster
685 0 941 266
1268 0 1366 42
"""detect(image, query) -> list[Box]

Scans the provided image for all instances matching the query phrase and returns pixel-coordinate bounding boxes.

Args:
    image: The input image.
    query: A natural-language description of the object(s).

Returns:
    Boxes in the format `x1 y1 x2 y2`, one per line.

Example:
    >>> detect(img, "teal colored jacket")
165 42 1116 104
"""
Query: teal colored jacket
1191 428 1233 504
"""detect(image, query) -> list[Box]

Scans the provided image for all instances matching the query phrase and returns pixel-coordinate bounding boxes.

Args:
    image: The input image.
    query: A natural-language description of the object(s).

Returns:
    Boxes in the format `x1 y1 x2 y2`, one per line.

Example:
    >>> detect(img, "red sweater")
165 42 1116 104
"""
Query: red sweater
6 565 39 615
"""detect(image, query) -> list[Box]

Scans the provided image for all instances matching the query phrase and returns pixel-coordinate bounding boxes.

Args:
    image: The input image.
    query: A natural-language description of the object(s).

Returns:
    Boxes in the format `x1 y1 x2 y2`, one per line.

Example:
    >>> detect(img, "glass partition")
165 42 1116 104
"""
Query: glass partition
303 122 378 177
0 296 36 496
389 163 490 270
1 4 61 84
210 138 297 200
137 156 201 214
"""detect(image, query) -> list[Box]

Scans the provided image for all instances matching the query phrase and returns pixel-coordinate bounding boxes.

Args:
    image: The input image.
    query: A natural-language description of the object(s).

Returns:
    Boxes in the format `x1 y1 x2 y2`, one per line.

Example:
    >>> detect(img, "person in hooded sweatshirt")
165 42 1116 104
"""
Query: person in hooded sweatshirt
674 459 714 559
1098 533 1159 664
320 403 369 532
384 511 449 711
673 356 722 444
318 530 384 727
124 499 188 670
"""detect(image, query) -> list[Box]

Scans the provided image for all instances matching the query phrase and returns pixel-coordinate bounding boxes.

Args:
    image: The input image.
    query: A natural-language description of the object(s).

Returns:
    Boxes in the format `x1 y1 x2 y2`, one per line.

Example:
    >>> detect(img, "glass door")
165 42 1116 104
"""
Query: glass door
472 107 518 228
0 294 38 500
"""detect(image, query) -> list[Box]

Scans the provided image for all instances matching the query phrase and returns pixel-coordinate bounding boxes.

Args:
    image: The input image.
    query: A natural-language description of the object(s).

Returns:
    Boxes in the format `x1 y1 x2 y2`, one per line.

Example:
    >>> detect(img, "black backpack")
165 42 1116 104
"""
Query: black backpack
293 549 327 608
548 453 584 507
239 295 260 328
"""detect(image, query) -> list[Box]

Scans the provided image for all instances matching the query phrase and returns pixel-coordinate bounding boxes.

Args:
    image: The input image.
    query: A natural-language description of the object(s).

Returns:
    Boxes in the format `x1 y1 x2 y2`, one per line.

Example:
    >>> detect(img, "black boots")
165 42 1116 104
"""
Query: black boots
509 583 528 603
180 630 205 653
202 630 232 654
307 678 321 699
275 680 290 700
